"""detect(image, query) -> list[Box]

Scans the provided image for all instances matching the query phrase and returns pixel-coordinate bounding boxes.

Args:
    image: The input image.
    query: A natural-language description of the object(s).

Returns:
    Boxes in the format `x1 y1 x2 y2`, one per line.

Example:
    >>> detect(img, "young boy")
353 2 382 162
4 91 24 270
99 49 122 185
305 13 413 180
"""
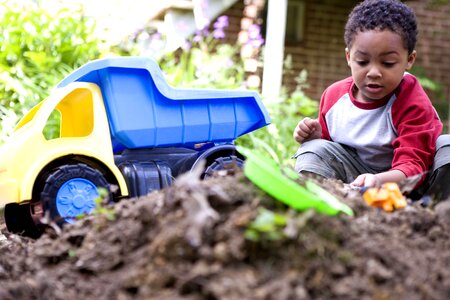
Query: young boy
292 0 450 200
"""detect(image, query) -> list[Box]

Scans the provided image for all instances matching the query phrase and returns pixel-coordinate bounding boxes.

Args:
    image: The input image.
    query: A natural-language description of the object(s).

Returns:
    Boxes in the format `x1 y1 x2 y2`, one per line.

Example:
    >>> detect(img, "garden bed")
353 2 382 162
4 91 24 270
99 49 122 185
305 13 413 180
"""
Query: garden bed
1 171 450 300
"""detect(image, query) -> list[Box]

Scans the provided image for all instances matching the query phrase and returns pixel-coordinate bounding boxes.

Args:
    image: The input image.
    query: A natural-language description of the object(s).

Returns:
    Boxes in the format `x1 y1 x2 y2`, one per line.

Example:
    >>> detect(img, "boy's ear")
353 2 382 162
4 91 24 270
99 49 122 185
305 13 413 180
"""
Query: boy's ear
406 50 417 70
345 47 350 66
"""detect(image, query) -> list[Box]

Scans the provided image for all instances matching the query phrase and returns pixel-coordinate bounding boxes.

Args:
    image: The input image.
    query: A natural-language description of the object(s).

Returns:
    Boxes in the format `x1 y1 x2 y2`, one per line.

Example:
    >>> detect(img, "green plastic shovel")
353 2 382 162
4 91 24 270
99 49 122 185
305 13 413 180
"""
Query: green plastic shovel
237 146 353 216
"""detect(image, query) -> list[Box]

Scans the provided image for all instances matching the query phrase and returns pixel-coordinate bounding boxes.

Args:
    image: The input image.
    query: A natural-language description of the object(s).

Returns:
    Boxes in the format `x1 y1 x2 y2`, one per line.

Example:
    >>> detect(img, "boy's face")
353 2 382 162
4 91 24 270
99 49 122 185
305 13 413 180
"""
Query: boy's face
345 29 416 103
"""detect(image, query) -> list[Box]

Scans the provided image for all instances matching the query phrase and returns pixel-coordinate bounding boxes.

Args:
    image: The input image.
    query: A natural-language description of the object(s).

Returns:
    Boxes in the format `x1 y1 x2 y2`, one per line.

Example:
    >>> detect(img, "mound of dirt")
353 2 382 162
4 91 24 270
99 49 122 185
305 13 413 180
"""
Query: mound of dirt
1 171 450 300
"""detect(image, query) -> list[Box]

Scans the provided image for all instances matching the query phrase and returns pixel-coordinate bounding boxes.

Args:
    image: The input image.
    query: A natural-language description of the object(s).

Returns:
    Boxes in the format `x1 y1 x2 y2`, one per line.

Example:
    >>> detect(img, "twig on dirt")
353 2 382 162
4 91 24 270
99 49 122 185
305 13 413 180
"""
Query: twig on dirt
174 161 220 247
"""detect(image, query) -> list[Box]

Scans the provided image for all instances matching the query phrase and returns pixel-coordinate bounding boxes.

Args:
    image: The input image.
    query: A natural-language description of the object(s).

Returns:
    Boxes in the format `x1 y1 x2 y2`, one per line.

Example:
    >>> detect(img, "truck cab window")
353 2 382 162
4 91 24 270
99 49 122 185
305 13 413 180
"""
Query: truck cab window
43 110 61 140
43 88 94 140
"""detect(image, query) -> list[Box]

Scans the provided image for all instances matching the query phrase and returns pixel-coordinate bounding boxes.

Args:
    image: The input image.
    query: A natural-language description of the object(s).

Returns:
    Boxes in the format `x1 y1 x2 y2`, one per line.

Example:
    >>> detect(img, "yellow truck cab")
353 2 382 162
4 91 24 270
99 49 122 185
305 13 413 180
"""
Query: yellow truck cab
0 83 129 236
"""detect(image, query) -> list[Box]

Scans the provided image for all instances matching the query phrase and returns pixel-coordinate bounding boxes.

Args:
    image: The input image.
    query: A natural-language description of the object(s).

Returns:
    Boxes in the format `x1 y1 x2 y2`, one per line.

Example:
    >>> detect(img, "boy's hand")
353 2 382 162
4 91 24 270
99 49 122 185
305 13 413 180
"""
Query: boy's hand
351 173 380 188
293 117 322 143
351 170 406 188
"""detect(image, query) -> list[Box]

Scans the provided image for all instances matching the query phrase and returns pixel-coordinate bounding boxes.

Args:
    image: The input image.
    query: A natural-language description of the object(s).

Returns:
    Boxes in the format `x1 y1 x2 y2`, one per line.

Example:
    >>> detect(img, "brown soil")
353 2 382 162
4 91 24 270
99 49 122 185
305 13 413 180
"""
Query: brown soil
1 171 450 300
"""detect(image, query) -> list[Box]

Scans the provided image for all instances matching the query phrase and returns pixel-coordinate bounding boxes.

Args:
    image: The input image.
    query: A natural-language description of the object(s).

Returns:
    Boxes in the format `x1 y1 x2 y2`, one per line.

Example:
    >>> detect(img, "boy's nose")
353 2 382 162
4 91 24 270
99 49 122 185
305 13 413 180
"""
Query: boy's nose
367 66 382 78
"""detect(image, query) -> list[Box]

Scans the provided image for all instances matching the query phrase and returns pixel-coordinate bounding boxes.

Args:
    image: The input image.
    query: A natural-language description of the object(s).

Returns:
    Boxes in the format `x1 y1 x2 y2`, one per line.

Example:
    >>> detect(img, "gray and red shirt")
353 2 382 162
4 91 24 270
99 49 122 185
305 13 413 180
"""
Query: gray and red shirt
318 73 442 179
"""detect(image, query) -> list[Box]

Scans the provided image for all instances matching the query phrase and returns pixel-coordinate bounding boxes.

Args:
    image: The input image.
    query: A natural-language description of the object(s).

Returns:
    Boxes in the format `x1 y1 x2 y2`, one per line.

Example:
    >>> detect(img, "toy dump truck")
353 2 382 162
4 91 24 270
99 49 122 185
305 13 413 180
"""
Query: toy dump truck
0 56 270 237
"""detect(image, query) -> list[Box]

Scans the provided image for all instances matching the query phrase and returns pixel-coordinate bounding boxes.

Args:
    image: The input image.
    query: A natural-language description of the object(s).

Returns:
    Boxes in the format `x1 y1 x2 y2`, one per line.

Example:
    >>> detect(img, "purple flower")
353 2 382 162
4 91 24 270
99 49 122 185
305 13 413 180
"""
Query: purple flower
213 28 225 39
245 24 264 48
248 24 261 39
130 26 146 42
202 28 210 36
251 37 264 48
193 30 203 42
213 15 229 29
182 40 192 50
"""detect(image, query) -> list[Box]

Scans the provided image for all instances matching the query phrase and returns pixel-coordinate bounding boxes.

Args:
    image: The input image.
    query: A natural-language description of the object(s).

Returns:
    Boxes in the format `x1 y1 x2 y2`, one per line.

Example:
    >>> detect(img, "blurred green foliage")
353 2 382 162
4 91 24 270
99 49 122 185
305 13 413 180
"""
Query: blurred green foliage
0 1 101 142
159 37 245 89
410 65 447 126
116 14 251 90
236 69 318 167
411 66 445 101
117 25 246 90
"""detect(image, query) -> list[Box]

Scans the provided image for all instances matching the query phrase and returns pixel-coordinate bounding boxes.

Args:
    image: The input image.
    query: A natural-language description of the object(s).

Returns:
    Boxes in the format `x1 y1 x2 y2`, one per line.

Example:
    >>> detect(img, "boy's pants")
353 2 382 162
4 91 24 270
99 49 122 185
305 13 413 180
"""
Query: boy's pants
293 135 450 201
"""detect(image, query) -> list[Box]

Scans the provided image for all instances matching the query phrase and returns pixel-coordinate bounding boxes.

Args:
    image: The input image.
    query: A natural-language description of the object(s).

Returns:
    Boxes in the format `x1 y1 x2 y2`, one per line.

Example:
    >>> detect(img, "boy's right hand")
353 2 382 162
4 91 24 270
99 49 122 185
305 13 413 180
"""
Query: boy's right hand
293 117 322 143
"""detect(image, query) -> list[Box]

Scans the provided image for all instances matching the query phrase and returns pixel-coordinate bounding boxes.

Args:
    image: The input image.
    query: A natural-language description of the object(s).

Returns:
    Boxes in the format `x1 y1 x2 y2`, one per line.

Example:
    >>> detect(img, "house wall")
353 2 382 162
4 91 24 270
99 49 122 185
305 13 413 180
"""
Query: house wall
221 0 450 124
282 0 357 100
217 1 245 45
408 0 450 125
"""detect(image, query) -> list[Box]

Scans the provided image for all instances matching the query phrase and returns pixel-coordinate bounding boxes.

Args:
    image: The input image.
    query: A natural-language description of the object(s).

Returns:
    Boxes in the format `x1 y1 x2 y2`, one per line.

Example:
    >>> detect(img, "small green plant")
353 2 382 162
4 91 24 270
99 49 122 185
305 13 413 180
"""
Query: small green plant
75 187 116 222
245 207 317 242
68 249 77 258
91 188 116 221
245 208 288 241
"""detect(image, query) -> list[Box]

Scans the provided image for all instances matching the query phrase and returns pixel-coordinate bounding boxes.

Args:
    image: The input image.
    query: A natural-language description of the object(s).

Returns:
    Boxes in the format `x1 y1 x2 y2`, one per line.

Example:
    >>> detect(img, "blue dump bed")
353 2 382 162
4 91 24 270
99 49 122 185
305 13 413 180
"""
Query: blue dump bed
58 57 271 152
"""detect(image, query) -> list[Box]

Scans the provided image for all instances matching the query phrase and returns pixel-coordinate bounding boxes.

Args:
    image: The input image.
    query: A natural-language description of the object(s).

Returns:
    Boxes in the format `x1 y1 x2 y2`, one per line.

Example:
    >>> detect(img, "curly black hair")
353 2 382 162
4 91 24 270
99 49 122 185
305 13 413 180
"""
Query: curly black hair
344 0 418 54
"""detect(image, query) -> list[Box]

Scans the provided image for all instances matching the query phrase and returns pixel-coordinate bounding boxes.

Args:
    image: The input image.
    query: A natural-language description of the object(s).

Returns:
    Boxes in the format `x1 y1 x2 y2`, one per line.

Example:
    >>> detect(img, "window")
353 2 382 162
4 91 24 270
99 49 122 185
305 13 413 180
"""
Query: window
285 0 305 43
43 88 94 140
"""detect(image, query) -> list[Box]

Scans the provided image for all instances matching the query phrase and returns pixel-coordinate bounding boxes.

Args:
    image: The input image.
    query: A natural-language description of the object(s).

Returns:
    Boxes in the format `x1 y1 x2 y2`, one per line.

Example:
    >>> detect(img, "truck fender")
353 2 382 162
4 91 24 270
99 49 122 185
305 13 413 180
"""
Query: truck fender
29 155 129 202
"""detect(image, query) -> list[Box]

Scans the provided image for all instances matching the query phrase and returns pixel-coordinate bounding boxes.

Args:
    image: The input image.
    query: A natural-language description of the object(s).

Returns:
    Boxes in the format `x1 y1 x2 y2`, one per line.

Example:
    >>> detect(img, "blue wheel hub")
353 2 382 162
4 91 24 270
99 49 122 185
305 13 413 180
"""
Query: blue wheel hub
56 178 99 223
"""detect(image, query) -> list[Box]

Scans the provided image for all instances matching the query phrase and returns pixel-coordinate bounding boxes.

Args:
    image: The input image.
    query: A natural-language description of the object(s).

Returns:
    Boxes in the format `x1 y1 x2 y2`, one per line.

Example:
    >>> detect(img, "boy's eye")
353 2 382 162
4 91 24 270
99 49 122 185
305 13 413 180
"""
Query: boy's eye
383 62 396 67
356 60 368 66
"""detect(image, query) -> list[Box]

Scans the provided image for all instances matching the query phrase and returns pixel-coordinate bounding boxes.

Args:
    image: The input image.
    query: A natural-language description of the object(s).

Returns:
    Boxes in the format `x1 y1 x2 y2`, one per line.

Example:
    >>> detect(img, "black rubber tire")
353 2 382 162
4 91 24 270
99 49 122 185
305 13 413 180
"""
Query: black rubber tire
40 164 111 225
202 155 244 179
4 202 41 238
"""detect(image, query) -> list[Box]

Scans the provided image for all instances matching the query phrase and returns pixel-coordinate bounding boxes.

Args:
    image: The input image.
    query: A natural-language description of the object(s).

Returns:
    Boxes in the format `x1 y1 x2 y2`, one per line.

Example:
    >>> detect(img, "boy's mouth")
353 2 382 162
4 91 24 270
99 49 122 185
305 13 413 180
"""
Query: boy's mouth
366 83 383 93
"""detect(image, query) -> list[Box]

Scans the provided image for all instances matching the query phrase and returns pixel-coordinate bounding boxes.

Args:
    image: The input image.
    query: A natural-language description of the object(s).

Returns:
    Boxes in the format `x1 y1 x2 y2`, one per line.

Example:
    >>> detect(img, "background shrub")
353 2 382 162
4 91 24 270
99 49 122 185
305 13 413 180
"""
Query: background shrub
0 1 101 142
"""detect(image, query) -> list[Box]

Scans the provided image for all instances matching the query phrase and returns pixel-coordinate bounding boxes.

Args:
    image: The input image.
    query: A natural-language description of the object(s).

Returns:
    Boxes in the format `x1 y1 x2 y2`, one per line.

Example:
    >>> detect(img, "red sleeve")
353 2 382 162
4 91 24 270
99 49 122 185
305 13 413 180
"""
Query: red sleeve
318 77 353 140
391 74 442 182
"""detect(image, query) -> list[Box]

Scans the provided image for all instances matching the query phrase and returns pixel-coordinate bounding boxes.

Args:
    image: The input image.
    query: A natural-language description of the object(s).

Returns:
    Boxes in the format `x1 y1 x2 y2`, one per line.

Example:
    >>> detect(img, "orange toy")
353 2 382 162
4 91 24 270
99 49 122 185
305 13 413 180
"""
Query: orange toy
362 183 407 212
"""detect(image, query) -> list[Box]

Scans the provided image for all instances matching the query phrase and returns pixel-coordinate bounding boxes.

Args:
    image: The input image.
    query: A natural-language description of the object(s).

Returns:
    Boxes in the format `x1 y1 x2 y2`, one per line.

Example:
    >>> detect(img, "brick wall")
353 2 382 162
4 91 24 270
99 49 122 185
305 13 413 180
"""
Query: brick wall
282 0 358 100
221 0 450 125
407 0 450 126
217 1 245 45
220 0 358 99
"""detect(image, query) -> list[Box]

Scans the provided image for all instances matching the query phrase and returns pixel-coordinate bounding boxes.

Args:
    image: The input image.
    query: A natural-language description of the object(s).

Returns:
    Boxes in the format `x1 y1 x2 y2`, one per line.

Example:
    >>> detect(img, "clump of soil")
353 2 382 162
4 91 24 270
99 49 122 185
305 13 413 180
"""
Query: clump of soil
1 171 450 300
